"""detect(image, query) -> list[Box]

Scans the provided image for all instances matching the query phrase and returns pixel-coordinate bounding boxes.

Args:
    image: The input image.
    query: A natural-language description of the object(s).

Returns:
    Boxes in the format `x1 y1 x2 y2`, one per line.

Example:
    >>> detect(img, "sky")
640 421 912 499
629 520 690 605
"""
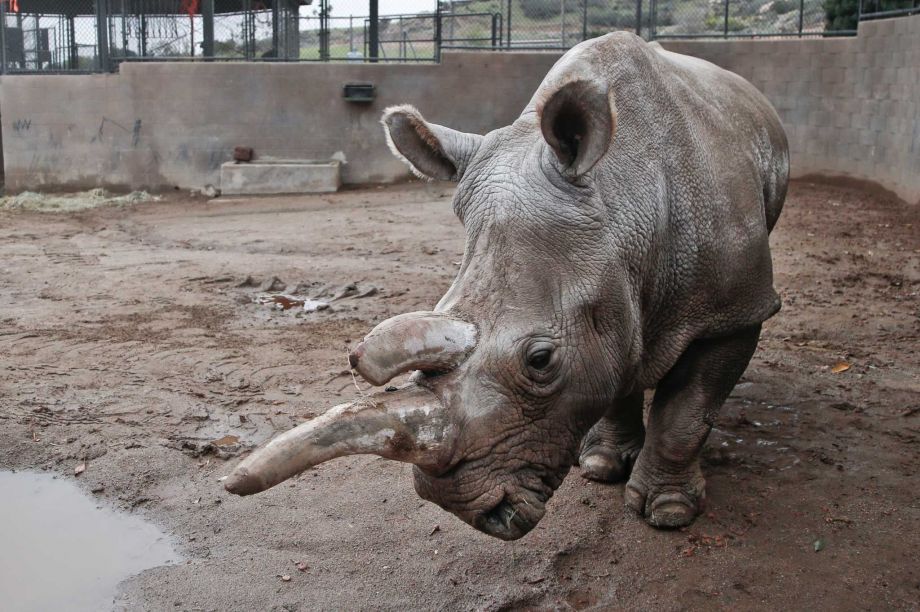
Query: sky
327 1 440 18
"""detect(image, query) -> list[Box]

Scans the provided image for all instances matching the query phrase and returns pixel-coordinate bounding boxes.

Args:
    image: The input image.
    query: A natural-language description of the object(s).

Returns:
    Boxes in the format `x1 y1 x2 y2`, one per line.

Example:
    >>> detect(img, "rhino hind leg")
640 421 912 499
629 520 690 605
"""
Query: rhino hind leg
625 325 762 528
578 391 645 483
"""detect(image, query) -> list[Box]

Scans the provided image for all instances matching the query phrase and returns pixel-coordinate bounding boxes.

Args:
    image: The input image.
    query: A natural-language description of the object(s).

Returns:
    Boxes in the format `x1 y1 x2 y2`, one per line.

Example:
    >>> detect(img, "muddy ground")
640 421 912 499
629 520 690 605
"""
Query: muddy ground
0 181 917 611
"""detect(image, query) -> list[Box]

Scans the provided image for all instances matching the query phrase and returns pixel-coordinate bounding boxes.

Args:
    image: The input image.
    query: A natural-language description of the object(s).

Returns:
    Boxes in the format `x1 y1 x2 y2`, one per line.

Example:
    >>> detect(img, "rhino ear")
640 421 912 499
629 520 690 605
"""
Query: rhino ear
537 79 616 179
382 105 483 182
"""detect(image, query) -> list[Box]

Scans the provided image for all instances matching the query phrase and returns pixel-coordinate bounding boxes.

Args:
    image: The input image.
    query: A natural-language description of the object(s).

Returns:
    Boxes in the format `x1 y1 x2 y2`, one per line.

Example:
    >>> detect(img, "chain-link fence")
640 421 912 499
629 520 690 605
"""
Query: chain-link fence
1 0 907 73
648 0 840 38
1 2 99 71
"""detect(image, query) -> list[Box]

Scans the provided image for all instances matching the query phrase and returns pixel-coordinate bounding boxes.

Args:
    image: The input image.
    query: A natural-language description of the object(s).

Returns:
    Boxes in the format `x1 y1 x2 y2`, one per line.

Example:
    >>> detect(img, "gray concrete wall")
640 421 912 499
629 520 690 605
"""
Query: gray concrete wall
1 15 917 203
0 53 560 192
663 15 920 204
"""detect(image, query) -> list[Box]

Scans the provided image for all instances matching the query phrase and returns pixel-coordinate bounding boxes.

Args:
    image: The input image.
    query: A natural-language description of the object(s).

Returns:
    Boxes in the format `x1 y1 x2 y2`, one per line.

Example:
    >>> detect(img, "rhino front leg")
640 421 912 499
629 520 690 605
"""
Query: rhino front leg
578 391 645 483
625 325 762 528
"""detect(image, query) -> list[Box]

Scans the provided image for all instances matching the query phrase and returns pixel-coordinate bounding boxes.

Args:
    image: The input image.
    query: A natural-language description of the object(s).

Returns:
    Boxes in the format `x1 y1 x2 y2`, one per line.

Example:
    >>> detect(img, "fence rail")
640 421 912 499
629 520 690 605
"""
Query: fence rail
0 0 911 73
859 0 920 19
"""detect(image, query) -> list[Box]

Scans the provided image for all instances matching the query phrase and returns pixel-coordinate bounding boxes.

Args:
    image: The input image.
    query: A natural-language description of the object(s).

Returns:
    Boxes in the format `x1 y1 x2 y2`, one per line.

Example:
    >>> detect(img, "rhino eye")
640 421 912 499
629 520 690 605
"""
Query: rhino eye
527 348 553 370
521 340 560 389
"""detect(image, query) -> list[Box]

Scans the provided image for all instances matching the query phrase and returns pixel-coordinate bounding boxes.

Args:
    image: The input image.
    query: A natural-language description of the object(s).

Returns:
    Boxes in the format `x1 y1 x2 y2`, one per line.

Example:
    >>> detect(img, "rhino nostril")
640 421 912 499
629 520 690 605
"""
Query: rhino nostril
348 346 363 369
479 497 519 532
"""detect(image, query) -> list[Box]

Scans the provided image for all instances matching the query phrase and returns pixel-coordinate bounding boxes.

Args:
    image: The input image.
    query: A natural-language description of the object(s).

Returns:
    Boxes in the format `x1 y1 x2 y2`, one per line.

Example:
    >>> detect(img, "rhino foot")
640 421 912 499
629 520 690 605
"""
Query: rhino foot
579 444 641 483
578 392 645 483
623 468 705 529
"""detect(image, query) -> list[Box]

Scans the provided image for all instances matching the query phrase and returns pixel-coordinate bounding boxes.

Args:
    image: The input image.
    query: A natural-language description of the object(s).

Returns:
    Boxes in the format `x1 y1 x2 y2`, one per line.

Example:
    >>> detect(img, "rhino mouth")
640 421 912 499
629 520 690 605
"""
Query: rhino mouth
472 488 548 541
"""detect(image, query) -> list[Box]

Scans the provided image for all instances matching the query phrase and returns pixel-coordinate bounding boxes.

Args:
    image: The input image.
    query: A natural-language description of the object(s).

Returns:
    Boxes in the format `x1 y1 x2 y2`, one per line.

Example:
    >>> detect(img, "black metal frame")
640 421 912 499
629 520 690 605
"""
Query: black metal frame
4 0 915 73
859 0 920 20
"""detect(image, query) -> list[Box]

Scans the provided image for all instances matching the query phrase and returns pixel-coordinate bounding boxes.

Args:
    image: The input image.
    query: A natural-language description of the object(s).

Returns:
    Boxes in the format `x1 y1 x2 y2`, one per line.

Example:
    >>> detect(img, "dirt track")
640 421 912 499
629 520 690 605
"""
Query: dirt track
0 180 918 611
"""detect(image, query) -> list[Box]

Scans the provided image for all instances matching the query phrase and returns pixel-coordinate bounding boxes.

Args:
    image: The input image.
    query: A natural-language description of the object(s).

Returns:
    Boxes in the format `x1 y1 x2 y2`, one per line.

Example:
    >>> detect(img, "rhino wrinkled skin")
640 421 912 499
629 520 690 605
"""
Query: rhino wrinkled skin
227 32 788 541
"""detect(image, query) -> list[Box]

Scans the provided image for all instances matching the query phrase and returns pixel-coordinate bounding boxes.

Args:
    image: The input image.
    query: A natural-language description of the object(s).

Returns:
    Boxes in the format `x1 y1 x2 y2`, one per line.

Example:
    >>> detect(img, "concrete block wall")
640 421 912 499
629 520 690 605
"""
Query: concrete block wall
664 15 920 204
0 15 917 203
0 53 559 191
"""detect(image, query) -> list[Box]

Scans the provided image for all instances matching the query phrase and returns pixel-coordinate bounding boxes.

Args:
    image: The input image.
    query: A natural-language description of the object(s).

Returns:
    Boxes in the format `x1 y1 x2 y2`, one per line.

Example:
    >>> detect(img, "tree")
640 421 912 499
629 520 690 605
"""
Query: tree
824 0 858 31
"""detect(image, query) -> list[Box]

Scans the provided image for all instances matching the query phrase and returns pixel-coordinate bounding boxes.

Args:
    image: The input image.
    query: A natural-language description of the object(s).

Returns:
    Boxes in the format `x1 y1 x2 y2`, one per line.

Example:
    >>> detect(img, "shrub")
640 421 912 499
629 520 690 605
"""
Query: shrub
772 0 797 13
704 13 748 31
824 0 858 30
519 0 559 20
590 6 633 27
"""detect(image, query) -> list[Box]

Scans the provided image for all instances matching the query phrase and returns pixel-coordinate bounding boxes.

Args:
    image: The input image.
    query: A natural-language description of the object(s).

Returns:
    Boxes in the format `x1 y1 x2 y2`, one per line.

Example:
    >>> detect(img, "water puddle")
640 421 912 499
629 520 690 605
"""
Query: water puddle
0 470 180 612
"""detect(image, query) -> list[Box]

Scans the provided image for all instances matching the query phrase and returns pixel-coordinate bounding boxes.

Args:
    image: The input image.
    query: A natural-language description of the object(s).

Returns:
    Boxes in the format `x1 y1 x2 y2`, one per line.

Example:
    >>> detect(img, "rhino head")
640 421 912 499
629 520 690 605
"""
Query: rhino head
226 66 638 540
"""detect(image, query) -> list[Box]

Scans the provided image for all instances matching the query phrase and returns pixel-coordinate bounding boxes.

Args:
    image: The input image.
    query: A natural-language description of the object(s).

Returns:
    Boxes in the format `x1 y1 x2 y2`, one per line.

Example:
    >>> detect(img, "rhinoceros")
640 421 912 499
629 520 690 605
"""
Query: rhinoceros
226 32 788 540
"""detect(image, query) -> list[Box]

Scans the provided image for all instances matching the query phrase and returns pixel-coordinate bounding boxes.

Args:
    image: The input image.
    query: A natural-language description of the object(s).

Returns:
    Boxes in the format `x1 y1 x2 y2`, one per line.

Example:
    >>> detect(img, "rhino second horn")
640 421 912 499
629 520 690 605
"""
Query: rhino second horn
348 311 477 386
225 384 447 496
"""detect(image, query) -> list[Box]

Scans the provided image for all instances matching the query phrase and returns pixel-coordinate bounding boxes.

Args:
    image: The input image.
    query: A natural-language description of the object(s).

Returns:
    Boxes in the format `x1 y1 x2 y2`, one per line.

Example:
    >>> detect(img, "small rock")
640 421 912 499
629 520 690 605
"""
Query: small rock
330 283 358 301
290 282 315 294
354 285 378 298
303 299 329 312
237 275 260 288
261 276 287 292
202 184 221 198
233 146 254 162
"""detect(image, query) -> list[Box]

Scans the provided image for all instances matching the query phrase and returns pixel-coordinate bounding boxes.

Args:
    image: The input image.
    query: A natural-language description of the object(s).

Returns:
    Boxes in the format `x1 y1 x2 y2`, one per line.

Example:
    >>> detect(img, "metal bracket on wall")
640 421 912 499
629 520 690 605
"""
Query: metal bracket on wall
343 83 376 103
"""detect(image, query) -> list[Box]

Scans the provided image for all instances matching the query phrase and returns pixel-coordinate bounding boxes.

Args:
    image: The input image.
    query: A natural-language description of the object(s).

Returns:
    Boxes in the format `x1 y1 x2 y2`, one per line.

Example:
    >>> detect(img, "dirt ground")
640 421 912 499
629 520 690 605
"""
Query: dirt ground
0 180 917 611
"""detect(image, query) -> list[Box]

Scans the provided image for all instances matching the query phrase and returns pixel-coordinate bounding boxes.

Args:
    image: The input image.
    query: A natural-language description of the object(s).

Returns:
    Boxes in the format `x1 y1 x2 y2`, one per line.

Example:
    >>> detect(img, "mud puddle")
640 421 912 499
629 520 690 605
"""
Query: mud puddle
0 471 180 612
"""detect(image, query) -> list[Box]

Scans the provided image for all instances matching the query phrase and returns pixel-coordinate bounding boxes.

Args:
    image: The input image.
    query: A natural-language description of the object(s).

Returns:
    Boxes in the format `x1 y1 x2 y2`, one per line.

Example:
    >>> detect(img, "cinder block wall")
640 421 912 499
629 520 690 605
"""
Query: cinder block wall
0 15 916 202
0 53 560 191
663 15 920 204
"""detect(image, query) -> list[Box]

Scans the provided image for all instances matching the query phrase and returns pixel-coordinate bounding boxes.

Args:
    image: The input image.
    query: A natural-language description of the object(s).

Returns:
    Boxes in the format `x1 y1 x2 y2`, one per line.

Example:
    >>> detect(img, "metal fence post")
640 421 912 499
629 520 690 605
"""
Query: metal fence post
68 15 77 68
491 13 498 48
319 0 329 61
506 0 512 49
202 0 214 58
650 0 657 39
0 0 7 74
435 1 442 61
636 0 643 37
94 0 110 71
723 0 730 37
798 0 804 36
140 5 147 57
368 0 378 62
271 0 280 58
561 0 566 47
581 0 587 41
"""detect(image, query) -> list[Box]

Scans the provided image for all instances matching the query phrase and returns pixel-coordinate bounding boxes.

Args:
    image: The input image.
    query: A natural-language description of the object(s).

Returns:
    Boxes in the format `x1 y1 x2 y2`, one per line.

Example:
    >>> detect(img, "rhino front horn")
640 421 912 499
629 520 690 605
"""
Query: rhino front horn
348 311 477 386
225 385 447 496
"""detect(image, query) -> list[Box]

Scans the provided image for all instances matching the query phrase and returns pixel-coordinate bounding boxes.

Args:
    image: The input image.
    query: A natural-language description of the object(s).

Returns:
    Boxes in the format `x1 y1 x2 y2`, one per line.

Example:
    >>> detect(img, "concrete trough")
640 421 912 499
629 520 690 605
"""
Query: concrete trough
220 159 341 195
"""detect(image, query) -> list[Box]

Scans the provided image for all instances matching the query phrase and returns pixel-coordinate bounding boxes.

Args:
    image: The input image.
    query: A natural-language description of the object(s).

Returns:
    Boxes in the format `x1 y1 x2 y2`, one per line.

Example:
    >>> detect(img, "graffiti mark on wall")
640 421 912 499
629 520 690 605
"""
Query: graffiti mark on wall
13 119 31 133
92 117 142 144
